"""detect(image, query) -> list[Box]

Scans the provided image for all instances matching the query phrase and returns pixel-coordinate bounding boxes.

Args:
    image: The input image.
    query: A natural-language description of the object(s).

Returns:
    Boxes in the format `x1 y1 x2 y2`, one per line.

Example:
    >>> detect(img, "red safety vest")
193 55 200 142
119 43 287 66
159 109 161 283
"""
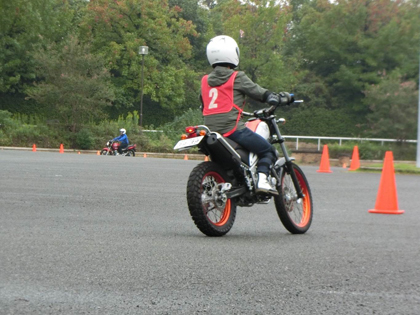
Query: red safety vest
201 72 243 136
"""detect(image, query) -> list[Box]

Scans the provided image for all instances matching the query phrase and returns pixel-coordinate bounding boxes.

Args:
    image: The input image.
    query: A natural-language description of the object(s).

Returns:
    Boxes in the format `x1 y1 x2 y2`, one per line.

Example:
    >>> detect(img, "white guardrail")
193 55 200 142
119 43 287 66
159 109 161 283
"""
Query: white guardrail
143 130 417 152
282 136 417 151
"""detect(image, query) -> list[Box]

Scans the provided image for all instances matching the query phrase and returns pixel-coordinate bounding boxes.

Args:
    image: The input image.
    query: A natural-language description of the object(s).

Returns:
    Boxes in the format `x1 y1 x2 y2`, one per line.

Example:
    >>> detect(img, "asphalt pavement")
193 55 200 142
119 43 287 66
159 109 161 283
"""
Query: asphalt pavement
0 150 419 314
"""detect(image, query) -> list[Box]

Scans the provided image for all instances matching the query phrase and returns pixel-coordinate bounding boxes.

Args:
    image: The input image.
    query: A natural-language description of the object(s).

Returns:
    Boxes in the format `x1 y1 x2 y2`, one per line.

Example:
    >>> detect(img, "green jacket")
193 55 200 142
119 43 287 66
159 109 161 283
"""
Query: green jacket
201 66 270 135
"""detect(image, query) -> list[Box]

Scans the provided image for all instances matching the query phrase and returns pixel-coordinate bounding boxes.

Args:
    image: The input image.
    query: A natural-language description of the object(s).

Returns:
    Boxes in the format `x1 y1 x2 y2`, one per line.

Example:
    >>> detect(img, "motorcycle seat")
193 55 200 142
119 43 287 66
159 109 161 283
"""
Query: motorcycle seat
224 137 242 150
224 137 250 165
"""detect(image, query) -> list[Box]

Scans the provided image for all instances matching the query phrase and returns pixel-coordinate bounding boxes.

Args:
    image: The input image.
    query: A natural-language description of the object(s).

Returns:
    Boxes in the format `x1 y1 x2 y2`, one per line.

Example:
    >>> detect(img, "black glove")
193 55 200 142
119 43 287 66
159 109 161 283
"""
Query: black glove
266 93 280 106
279 92 294 105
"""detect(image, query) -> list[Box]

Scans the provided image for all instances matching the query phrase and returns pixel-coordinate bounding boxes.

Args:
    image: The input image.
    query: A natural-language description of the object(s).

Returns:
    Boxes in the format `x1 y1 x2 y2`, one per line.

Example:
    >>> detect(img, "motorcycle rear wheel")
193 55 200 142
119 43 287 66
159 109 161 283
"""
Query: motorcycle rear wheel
126 150 135 157
274 163 313 234
187 162 236 237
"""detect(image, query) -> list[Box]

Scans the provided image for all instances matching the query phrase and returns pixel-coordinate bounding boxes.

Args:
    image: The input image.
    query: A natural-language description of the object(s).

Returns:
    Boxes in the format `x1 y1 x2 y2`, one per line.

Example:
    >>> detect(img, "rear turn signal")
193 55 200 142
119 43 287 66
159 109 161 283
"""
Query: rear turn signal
181 134 188 140
199 130 207 136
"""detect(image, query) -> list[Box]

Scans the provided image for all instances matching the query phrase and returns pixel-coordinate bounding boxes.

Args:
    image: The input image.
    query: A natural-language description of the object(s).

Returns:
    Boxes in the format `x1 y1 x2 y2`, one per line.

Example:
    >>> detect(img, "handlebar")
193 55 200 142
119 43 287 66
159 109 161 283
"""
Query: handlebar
242 111 255 117
243 95 304 119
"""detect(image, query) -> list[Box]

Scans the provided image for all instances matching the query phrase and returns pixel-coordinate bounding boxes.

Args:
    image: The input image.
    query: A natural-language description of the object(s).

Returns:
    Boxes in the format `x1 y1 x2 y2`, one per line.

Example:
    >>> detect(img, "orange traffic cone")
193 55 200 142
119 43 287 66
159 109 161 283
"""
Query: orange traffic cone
78 151 81 154
143 153 147 158
317 145 332 173
369 151 404 214
349 146 360 171
184 154 188 160
204 156 209 161
32 144 37 152
97 151 100 155
59 144 64 154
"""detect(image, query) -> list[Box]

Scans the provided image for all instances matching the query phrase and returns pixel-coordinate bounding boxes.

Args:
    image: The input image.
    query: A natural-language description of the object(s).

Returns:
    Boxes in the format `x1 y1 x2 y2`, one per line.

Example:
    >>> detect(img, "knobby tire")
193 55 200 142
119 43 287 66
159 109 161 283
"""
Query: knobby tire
187 162 236 237
274 163 313 234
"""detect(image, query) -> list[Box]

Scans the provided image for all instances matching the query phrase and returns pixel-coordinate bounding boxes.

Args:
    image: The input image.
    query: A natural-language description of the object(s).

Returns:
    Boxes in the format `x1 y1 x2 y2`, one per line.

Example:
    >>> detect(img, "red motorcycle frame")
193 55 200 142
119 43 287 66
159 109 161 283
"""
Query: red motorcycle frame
100 141 136 156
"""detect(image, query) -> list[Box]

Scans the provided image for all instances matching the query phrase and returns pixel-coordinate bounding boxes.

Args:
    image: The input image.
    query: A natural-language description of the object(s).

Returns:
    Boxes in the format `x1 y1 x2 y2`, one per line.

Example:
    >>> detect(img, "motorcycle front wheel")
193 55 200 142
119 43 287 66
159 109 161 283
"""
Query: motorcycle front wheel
274 163 313 234
187 162 236 237
100 150 109 155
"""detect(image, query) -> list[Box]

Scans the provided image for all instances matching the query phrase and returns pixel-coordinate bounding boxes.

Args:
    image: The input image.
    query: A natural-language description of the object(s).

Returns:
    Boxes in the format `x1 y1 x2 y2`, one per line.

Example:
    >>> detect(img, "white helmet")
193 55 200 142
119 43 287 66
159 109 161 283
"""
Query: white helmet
119 128 126 135
206 35 240 67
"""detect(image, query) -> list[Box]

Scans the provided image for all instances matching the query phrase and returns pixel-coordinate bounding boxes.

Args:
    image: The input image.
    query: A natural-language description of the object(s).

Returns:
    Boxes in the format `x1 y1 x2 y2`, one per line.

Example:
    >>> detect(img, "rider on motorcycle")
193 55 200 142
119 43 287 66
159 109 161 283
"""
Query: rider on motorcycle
200 35 287 195
111 128 129 155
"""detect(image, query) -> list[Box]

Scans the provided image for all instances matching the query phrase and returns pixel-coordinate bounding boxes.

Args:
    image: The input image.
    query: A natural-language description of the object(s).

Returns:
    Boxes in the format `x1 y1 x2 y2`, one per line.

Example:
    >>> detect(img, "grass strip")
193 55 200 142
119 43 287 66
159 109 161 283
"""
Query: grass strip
359 163 420 174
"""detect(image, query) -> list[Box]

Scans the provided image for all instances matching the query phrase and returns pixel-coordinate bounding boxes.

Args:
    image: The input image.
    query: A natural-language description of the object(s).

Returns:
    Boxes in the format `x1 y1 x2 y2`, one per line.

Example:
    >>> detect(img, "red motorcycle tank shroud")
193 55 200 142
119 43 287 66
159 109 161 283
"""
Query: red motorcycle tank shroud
245 119 270 140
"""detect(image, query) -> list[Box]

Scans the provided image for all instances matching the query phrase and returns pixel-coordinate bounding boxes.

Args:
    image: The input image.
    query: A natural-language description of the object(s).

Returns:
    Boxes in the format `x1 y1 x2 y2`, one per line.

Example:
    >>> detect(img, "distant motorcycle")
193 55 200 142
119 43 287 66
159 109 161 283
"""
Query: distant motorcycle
100 140 136 156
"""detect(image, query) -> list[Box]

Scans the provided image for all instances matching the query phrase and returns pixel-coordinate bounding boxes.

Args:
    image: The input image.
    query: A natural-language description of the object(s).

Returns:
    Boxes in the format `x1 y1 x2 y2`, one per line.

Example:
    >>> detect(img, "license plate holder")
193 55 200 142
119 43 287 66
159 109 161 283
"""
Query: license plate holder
173 136 204 151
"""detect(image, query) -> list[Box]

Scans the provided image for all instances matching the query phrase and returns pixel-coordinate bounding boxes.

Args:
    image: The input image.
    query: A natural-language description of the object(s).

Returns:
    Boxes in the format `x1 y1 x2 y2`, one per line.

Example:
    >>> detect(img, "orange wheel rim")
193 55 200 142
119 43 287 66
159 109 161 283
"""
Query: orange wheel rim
214 200 231 226
295 171 311 227
202 171 231 226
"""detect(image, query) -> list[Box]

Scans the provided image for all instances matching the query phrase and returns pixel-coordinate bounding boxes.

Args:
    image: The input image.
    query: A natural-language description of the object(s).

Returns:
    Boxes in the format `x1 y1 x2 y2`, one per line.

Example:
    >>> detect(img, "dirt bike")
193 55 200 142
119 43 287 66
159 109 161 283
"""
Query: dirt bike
174 94 313 237
100 140 136 156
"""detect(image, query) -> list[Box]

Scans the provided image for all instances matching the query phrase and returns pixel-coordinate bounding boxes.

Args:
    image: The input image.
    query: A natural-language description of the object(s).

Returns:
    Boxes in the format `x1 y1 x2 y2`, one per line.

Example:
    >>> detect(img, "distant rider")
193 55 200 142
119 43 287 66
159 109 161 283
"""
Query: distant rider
111 128 129 155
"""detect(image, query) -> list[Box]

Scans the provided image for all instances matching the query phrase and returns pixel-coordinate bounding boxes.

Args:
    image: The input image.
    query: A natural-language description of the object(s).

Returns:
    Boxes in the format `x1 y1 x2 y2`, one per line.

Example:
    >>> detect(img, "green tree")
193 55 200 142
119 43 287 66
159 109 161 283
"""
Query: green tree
81 0 199 118
26 36 115 133
364 71 418 140
169 0 212 70
0 0 88 94
288 0 420 113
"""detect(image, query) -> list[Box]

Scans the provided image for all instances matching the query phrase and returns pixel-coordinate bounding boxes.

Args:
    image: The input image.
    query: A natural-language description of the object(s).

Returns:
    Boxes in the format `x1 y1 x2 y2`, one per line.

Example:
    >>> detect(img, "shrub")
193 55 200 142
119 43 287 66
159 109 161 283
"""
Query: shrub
0 110 15 129
328 141 415 161
76 129 95 150
148 134 175 153
280 106 363 137
0 111 14 145
161 108 204 143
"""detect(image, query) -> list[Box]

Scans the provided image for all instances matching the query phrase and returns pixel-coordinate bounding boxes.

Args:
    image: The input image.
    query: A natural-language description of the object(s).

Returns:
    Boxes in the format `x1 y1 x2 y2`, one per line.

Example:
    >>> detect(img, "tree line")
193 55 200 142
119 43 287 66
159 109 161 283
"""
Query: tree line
1 0 419 141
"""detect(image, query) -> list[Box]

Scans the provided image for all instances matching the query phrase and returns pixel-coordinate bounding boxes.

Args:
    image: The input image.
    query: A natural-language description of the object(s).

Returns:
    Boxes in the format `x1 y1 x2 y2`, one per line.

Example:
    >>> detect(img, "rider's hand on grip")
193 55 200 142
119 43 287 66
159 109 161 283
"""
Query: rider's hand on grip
266 93 280 106
279 92 294 105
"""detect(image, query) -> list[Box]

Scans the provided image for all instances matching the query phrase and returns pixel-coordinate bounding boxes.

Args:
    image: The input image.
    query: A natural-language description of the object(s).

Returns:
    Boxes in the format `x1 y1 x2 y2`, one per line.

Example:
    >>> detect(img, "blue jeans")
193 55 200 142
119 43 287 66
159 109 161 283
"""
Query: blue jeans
118 143 128 154
227 127 275 175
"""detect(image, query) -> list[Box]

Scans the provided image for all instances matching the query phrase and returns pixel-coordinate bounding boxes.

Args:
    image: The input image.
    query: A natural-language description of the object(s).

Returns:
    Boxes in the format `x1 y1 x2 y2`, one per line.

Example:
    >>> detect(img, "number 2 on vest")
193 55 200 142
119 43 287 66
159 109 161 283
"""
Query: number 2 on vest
209 88 218 109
